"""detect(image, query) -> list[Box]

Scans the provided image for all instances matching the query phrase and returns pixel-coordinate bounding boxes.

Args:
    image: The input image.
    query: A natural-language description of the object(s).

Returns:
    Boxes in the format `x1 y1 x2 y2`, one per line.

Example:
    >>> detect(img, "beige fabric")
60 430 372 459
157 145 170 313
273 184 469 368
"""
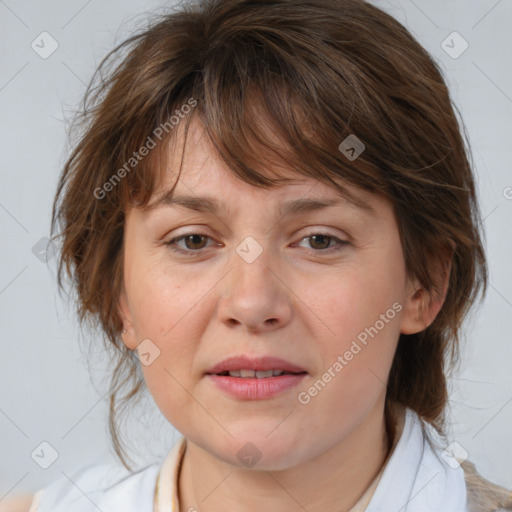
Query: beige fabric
461 460 512 512
154 436 187 512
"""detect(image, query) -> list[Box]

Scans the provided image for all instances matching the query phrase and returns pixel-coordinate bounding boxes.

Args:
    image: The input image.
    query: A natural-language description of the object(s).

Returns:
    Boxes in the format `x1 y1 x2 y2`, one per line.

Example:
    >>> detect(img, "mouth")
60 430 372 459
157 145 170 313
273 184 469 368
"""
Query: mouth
205 355 308 400
205 355 308 376
213 369 306 378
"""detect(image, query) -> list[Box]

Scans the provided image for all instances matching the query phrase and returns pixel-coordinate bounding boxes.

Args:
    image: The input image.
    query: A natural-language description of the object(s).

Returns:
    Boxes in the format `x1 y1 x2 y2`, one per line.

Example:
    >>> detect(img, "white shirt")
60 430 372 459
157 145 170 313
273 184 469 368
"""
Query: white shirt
29 408 468 511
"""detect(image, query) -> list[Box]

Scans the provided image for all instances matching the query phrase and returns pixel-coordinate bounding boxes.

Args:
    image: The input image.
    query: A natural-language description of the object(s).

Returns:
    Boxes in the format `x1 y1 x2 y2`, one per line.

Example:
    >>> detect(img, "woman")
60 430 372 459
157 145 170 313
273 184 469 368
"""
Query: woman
14 0 512 510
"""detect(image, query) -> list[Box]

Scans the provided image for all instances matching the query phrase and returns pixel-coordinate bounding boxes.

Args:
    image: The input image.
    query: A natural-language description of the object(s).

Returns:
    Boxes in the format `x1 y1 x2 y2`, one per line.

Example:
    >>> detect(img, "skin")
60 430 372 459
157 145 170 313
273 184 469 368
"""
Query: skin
118 116 448 512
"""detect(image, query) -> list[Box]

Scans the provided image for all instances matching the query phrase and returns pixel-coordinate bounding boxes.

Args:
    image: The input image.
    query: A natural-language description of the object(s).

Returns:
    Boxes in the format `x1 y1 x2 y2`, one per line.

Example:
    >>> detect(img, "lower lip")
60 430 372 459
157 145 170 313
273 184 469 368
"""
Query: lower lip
206 373 307 400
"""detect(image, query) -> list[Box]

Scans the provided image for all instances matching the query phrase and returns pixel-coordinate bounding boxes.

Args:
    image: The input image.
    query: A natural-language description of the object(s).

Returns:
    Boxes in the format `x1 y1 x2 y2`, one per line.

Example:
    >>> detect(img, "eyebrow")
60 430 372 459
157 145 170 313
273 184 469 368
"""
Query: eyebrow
147 192 374 217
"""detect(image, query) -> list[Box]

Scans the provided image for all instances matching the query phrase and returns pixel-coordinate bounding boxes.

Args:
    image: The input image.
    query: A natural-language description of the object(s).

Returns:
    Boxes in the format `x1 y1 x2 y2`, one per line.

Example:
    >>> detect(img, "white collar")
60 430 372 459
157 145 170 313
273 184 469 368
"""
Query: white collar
366 408 468 512
154 409 469 512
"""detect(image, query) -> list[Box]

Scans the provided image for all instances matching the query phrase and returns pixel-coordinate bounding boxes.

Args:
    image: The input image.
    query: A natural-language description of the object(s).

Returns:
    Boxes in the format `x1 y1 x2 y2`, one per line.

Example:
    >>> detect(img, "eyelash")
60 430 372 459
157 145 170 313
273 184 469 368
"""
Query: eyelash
164 231 349 256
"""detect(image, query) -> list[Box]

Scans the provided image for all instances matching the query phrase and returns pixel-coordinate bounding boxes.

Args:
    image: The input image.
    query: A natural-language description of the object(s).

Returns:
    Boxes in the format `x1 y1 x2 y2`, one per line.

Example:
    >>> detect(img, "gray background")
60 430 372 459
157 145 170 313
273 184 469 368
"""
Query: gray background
1 0 511 500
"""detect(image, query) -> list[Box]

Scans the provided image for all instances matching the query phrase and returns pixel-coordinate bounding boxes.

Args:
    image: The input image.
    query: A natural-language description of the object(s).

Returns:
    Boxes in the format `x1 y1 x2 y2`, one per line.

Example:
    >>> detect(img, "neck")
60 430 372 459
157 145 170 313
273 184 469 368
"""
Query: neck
177 400 404 512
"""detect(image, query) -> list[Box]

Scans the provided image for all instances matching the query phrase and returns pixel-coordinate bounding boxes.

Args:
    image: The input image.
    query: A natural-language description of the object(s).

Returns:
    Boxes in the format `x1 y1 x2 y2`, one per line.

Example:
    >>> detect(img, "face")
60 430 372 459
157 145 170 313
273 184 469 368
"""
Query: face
119 116 427 471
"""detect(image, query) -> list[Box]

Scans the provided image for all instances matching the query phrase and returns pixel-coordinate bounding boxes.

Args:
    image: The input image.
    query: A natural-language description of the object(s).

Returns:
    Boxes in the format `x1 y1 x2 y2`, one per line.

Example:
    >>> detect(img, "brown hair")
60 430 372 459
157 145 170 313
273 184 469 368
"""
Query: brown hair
50 0 487 469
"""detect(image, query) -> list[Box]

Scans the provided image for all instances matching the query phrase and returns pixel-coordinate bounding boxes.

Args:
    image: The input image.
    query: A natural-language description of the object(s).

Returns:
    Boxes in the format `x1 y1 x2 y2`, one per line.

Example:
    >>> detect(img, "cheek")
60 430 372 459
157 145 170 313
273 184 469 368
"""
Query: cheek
301 254 404 405
126 259 226 420
128 256 201 337
310 265 404 350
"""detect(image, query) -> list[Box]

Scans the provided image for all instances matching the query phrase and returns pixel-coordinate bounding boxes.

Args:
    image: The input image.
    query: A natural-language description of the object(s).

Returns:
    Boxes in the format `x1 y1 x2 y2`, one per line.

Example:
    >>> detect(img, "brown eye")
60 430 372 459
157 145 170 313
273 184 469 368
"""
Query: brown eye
182 234 208 250
308 234 332 250
165 233 213 254
297 232 350 253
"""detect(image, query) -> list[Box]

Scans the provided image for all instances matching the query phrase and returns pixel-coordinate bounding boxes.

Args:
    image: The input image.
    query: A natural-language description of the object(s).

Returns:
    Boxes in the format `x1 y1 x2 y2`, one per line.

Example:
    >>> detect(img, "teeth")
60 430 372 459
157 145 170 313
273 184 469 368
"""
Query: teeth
226 369 288 378
255 370 274 379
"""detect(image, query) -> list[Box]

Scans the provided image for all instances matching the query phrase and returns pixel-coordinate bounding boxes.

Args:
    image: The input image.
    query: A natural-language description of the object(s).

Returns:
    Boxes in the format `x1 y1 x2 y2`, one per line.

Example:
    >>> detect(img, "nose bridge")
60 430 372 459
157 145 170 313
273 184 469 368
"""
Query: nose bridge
217 234 291 332
231 234 277 299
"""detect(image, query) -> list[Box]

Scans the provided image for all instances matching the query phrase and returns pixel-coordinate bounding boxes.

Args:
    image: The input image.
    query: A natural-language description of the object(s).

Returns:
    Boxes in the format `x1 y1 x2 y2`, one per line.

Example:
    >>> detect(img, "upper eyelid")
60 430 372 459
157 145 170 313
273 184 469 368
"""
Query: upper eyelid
167 227 348 241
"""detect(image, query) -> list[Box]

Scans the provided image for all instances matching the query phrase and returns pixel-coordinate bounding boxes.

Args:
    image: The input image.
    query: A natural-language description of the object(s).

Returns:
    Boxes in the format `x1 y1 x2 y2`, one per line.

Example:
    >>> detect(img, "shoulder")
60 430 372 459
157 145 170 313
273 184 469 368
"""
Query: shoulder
393 407 511 512
461 460 512 512
0 494 35 512
29 460 161 512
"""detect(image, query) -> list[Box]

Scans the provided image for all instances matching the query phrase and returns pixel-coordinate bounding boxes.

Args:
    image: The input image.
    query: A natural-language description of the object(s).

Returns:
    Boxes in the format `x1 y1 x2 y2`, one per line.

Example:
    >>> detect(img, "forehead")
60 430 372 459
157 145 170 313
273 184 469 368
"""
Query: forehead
147 116 376 215
156 114 294 188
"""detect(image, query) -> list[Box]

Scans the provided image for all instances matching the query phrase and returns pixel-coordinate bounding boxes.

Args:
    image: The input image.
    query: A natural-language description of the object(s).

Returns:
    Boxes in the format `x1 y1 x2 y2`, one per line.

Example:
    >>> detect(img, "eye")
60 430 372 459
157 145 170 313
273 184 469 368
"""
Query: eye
296 232 350 253
164 231 350 256
165 233 215 254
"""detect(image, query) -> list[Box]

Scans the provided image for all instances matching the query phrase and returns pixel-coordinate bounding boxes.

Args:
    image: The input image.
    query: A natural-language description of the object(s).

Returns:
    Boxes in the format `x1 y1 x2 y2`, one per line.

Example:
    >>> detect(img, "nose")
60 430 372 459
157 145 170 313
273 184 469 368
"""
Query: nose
217 240 293 335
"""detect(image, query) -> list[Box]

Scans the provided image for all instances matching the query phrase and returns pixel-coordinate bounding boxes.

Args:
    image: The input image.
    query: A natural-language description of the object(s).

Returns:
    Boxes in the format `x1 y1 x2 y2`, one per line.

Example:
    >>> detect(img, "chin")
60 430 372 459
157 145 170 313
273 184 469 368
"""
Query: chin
215 430 306 471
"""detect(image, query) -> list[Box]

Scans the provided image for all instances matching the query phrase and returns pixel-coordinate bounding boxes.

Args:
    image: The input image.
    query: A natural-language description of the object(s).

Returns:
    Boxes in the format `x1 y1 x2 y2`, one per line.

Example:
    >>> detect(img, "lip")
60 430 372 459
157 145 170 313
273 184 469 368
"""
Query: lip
205 355 307 375
207 373 307 400
205 355 307 400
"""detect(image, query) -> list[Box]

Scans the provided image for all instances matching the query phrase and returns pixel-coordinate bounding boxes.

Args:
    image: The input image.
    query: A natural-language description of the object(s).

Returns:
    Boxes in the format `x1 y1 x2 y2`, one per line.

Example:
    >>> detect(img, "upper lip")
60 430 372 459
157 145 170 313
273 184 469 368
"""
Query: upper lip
206 355 307 375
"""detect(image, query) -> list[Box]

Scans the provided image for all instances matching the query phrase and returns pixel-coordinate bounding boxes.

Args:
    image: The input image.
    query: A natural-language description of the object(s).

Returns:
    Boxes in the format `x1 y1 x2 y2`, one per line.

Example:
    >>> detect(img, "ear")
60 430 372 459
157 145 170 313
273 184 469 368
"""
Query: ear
400 245 453 335
118 286 138 350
